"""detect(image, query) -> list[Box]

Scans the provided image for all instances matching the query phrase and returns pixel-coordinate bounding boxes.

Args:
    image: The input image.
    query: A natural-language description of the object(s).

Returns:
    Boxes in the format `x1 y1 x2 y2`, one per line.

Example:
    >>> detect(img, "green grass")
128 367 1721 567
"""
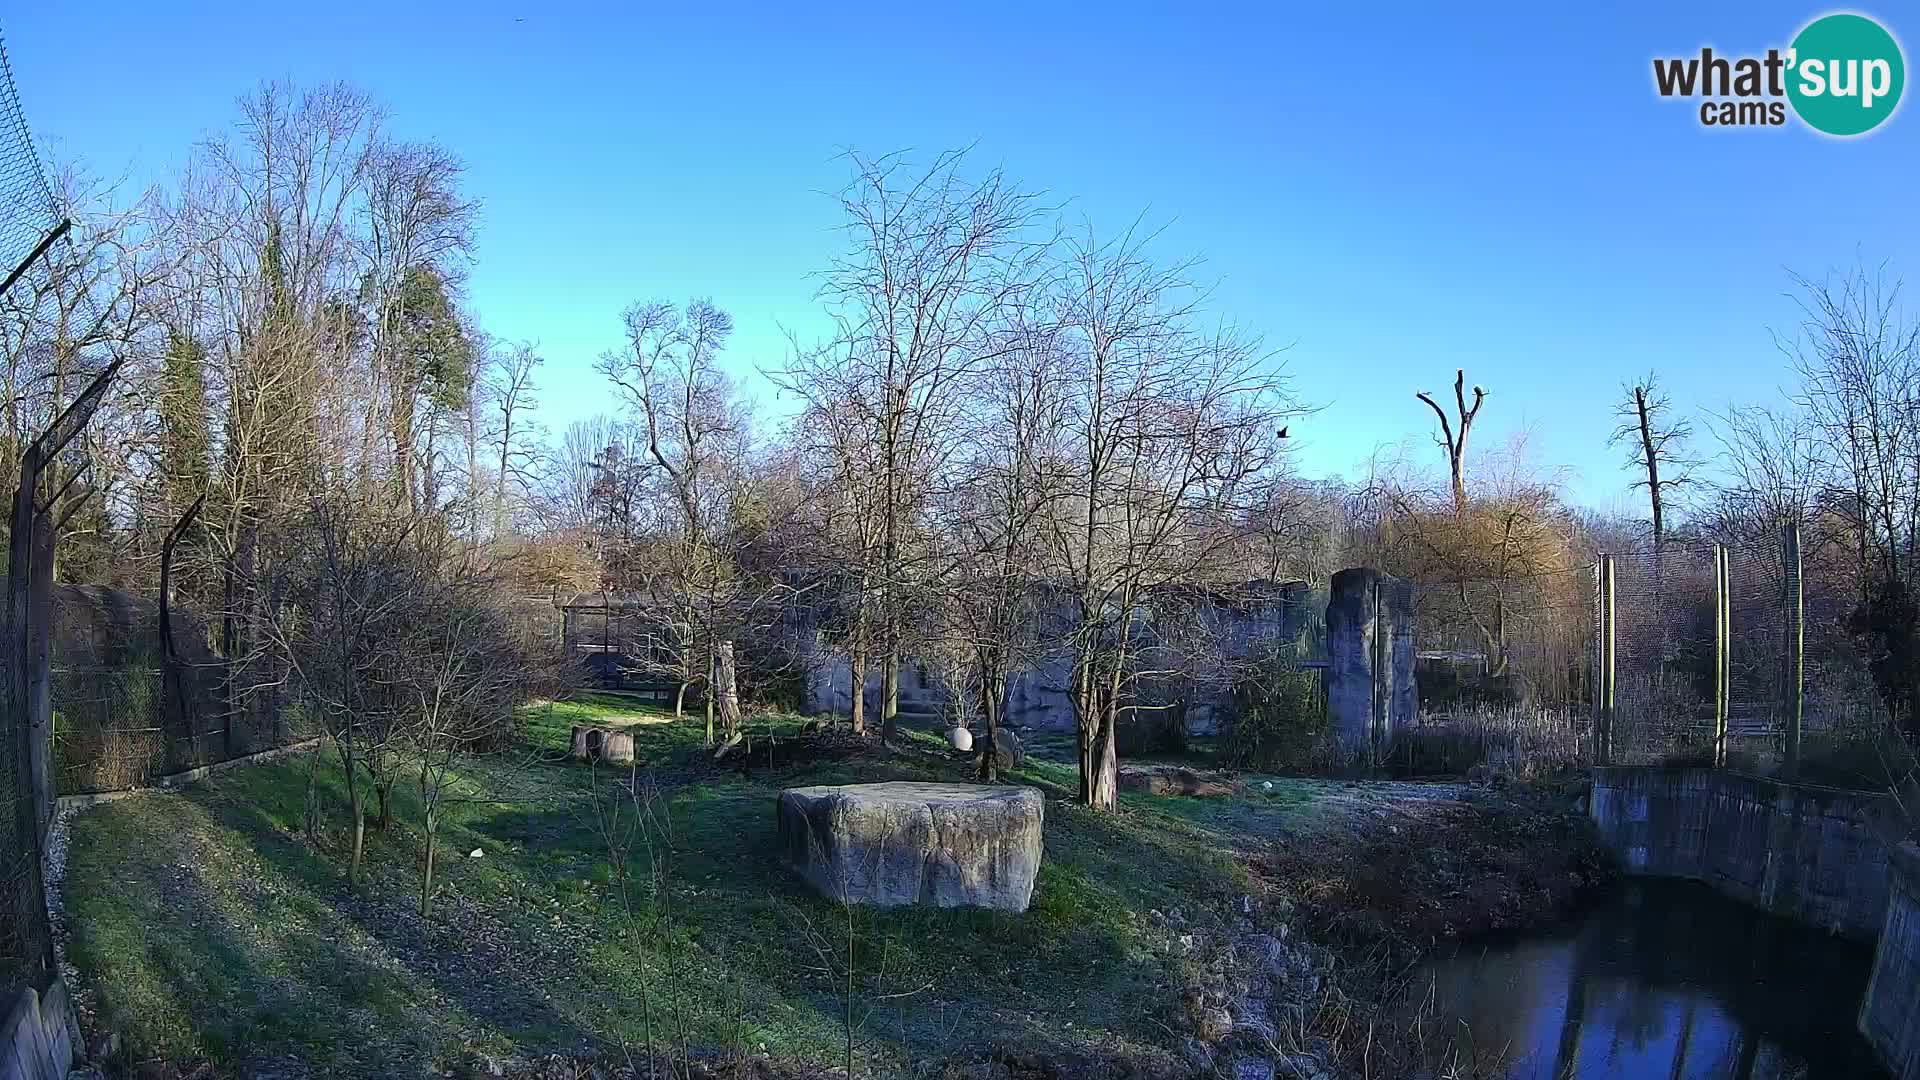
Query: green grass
64 696 1352 1077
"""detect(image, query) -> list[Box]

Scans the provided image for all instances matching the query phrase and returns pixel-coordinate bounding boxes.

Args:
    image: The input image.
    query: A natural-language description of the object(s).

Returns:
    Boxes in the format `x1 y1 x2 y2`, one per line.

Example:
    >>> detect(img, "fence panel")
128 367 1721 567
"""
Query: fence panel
1609 547 1718 765
0 27 67 998
1398 569 1595 774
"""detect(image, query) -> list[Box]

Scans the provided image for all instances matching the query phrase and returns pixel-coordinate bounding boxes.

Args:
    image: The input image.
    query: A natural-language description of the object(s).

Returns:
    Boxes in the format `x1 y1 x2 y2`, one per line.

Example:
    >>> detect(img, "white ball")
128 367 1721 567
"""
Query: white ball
947 726 974 752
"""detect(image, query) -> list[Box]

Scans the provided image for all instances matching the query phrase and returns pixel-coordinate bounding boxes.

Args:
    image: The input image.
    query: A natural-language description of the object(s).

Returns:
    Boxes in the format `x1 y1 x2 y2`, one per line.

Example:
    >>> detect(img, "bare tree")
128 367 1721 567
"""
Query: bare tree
945 310 1068 779
1045 224 1293 808
1610 373 1696 549
779 149 1049 743
1416 369 1487 515
486 339 543 540
785 360 886 734
1785 264 1920 588
395 568 531 916
597 299 755 744
262 497 418 883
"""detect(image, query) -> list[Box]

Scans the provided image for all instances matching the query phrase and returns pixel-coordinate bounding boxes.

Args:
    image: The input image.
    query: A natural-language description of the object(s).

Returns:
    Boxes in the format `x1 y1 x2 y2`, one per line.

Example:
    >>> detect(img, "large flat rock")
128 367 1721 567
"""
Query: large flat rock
776 782 1043 911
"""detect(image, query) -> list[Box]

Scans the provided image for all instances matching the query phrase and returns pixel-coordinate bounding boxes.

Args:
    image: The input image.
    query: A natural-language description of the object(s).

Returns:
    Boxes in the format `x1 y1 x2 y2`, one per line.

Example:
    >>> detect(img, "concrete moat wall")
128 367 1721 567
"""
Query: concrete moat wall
1862 842 1920 1080
1590 767 1920 1077
1590 767 1893 938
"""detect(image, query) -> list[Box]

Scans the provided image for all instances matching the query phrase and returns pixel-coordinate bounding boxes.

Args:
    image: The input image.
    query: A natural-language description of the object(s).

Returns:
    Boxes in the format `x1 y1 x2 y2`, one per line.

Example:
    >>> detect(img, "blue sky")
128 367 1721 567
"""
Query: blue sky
7 2 1916 512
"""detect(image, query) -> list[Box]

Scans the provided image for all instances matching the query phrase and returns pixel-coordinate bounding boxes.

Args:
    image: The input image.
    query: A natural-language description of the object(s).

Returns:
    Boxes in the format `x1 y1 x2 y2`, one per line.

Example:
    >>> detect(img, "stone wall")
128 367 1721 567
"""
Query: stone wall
1590 766 1920 1077
1589 767 1894 938
1862 842 1920 1080
801 580 1312 735
1325 568 1415 764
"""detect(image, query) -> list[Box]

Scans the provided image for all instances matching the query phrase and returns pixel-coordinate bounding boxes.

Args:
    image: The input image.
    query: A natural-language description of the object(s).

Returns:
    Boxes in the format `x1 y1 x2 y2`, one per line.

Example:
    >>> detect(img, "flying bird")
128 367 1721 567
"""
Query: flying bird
1277 426 1289 439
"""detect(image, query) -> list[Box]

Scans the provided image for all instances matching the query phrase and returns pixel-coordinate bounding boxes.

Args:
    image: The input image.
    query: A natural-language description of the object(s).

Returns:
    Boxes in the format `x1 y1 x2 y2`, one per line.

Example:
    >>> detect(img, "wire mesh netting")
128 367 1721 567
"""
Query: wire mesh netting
1400 569 1596 774
0 31 85 431
49 663 305 796
1609 547 1720 764
0 24 62 995
0 35 56 281
1605 532 1885 774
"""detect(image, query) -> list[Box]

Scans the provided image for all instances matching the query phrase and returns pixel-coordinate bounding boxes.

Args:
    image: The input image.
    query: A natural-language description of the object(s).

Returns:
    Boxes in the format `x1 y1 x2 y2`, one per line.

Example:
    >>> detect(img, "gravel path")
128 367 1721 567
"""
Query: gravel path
44 797 85 988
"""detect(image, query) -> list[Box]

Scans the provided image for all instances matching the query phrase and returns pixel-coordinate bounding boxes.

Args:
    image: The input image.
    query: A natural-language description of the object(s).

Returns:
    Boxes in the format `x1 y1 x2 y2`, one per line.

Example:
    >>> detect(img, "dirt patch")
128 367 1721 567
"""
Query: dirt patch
723 727 883 772
1253 781 1609 954
1239 779 1613 1078
1117 766 1233 798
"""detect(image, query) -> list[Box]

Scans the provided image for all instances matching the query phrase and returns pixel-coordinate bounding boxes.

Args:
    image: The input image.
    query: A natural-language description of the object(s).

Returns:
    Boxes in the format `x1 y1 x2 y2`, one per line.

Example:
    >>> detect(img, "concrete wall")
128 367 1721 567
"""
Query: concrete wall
0 979 75 1080
801 581 1312 736
1590 767 1920 1077
1862 842 1920 1080
1326 568 1415 764
1589 767 1894 938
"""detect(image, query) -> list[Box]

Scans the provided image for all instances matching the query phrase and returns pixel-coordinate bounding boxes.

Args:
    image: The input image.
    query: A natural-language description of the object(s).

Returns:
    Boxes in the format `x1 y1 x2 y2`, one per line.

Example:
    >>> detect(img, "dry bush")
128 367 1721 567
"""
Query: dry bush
1392 705 1588 780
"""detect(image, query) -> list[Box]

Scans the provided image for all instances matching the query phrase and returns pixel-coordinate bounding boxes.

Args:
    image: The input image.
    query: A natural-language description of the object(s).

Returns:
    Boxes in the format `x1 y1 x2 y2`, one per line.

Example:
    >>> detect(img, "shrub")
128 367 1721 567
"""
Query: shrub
1392 705 1588 779
1115 697 1188 757
1222 660 1326 771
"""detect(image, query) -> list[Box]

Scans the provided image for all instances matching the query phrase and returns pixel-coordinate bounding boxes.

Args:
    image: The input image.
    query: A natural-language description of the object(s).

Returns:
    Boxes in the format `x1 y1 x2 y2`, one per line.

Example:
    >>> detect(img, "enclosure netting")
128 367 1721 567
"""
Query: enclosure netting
0 25 63 994
1405 568 1596 771
1610 546 1732 764
1605 533 1881 771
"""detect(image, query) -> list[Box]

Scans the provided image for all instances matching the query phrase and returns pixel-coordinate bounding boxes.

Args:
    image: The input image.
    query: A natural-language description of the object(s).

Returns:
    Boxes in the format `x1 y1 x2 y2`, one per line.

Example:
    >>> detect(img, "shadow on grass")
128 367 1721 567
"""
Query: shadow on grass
66 736 1276 1076
67 771 603 1075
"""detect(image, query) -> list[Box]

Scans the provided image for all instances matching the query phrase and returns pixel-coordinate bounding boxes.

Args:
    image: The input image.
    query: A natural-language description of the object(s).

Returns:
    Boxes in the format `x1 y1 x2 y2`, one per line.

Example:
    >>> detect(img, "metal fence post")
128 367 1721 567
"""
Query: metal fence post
1713 544 1730 768
1783 521 1804 780
1597 555 1616 766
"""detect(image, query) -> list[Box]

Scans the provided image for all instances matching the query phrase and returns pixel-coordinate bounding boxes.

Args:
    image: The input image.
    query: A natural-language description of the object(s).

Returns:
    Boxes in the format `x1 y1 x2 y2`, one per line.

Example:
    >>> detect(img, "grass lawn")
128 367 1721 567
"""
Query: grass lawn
61 697 1573 1077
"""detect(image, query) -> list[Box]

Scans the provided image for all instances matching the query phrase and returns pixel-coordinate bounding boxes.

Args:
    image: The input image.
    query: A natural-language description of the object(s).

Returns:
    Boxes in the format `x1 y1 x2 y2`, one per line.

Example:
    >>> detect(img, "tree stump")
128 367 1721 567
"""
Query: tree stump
570 725 635 765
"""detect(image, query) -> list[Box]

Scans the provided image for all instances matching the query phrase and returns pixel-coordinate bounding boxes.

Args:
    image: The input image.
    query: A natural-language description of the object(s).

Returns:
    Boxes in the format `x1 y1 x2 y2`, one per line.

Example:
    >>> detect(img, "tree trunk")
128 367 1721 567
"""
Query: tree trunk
1635 385 1665 548
880 646 900 744
1077 721 1098 805
848 637 867 735
1075 670 1120 810
705 647 716 748
674 681 689 718
374 773 393 831
226 524 257 758
304 749 322 839
1093 710 1119 809
713 639 744 741
341 741 366 885
977 666 1004 783
420 808 438 918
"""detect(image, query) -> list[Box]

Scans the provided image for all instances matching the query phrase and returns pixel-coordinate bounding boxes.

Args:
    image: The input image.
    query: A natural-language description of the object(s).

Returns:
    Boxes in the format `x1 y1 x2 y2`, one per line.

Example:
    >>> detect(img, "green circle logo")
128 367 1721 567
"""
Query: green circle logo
1787 13 1905 136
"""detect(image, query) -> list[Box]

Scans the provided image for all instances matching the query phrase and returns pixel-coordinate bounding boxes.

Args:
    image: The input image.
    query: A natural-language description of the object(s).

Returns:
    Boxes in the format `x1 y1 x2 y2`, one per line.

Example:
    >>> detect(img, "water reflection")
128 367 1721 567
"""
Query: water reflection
1411 879 1886 1078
